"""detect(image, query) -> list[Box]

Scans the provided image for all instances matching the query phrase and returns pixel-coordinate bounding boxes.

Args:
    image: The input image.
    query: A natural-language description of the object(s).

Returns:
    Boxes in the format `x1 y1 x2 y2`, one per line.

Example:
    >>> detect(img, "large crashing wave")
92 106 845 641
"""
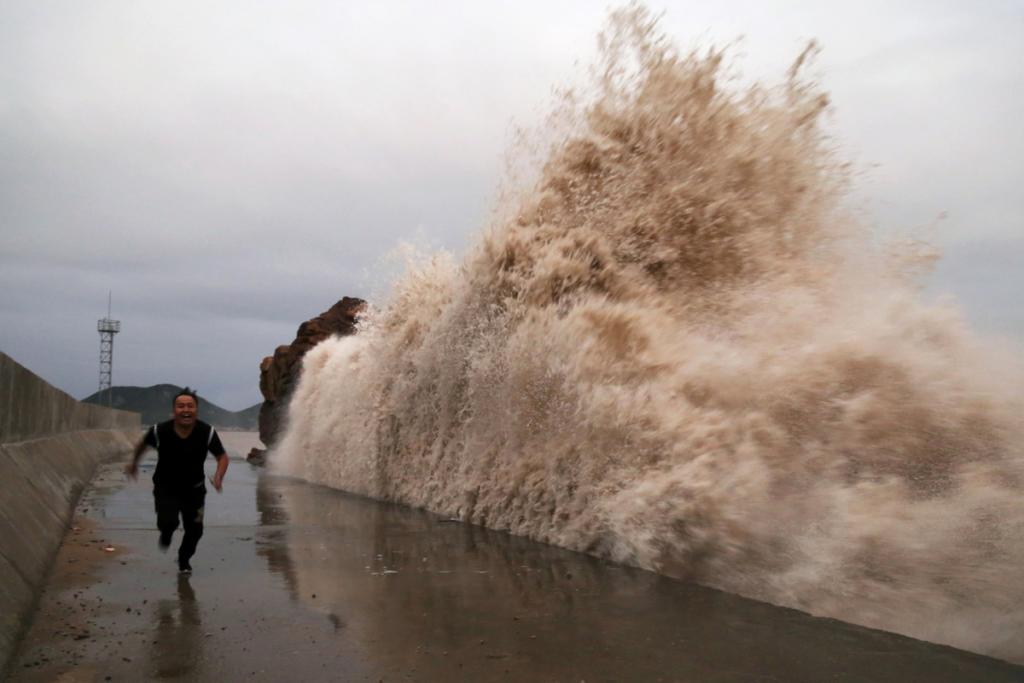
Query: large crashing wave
276 7 1024 662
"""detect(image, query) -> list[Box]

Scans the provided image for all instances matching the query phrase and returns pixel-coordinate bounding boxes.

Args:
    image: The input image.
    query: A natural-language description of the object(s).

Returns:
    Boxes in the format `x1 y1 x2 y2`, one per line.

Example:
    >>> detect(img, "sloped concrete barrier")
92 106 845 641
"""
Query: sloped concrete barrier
0 352 140 677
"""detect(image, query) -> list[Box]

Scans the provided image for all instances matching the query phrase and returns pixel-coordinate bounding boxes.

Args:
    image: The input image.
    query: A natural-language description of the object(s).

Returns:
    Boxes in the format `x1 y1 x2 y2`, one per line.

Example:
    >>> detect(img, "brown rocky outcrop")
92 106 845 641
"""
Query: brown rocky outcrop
248 296 365 463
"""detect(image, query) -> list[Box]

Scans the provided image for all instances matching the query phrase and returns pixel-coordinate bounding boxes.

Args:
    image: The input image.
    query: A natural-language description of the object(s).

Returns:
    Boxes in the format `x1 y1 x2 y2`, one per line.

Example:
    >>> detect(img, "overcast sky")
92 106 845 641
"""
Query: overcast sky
1 1 1021 410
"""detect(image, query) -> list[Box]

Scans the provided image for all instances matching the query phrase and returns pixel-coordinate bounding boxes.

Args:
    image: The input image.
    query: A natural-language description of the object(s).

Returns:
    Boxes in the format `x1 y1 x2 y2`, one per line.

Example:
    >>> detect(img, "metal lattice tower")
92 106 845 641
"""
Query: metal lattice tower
97 293 121 403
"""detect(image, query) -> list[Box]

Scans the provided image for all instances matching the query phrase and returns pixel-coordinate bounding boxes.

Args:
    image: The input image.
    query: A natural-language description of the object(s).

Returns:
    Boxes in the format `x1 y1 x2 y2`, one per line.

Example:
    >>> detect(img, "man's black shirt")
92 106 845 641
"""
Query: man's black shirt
143 420 226 493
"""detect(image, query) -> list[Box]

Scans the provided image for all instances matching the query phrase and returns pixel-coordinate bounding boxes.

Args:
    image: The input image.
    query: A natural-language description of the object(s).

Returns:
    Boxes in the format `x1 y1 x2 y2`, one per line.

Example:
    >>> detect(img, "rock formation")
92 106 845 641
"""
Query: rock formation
247 296 365 463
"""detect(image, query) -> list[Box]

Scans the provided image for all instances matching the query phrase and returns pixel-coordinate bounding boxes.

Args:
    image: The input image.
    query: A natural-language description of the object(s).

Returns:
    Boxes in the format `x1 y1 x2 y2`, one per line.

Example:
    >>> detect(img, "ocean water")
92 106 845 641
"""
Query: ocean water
274 7 1024 662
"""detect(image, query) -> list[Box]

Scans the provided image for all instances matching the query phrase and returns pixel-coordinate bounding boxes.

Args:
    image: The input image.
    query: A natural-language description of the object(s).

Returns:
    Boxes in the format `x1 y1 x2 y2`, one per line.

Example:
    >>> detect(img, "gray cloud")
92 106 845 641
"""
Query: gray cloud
1 1 1021 408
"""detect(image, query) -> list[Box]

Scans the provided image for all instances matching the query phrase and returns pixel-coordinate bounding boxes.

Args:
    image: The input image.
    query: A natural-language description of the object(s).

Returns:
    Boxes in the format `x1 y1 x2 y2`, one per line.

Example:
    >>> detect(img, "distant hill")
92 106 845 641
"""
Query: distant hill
83 384 260 430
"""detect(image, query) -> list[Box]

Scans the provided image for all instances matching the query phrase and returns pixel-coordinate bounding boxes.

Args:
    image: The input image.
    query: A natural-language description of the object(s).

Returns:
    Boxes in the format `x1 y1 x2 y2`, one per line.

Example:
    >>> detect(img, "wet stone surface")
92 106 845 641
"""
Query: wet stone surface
9 433 1024 682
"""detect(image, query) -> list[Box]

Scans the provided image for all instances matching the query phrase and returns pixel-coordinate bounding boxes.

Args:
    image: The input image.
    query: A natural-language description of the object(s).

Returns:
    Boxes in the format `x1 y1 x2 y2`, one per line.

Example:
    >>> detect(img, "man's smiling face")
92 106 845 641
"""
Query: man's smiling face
173 395 197 429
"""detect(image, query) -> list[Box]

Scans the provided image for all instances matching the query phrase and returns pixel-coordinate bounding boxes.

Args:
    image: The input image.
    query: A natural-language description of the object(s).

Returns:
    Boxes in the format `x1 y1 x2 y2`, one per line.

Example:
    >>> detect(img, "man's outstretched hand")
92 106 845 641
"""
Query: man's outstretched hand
210 474 224 493
125 461 138 480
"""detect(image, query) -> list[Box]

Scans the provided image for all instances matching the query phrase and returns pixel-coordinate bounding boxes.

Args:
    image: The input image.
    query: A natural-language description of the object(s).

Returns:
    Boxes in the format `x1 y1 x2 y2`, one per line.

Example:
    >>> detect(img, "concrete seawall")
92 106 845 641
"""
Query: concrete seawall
0 352 140 677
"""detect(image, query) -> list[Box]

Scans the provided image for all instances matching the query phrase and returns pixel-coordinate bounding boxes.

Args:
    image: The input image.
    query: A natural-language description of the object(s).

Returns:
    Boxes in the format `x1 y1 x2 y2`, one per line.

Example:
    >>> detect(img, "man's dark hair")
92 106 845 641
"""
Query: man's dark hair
172 387 200 409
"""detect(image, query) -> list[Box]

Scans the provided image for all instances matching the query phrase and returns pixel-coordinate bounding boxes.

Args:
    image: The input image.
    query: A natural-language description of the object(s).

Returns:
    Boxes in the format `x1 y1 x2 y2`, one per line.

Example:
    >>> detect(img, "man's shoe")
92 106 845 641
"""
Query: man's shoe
158 532 172 552
178 559 192 575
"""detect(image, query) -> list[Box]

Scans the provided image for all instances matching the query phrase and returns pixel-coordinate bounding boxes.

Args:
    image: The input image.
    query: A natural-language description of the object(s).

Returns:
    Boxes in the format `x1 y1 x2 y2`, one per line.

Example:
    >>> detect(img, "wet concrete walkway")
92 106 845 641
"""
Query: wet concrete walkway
9 434 1024 682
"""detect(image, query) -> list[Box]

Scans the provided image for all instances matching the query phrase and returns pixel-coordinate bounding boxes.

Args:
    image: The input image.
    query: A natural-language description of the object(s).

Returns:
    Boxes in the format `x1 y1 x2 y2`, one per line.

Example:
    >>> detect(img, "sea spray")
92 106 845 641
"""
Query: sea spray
275 6 1024 661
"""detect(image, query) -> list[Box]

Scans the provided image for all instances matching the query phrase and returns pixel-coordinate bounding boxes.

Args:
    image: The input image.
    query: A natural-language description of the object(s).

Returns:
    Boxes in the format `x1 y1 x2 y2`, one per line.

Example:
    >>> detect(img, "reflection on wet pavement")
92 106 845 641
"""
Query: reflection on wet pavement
150 576 202 678
9 433 1024 682
256 475 1024 682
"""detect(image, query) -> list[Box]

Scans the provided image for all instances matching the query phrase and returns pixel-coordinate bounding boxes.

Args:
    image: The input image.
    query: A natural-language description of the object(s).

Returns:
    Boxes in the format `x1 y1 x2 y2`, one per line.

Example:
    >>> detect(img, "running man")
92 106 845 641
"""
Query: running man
125 387 229 574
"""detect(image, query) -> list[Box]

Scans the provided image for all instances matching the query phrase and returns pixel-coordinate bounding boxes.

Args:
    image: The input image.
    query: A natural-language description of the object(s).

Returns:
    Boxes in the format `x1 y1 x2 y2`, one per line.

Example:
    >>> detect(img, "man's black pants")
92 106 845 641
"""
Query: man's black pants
153 487 206 563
